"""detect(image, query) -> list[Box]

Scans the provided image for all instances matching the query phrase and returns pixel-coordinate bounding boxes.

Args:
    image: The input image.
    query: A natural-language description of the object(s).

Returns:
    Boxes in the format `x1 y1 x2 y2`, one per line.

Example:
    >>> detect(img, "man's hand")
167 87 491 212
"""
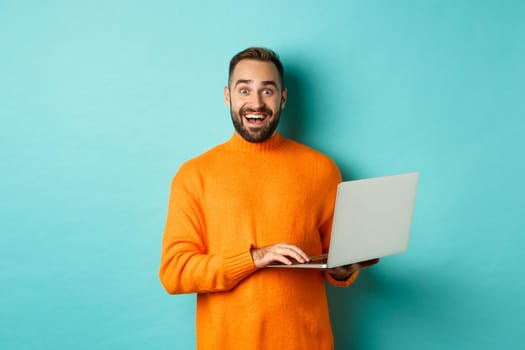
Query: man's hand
251 243 310 268
328 258 380 281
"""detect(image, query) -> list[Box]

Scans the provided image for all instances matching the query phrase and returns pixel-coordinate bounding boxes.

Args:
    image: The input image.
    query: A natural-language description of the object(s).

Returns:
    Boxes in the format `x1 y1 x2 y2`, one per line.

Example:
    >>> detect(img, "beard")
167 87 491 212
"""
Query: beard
230 105 282 143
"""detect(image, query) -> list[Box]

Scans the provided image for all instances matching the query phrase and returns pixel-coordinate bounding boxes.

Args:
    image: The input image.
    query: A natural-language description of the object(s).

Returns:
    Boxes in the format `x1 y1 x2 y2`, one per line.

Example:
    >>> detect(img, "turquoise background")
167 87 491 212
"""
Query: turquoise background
1 1 524 349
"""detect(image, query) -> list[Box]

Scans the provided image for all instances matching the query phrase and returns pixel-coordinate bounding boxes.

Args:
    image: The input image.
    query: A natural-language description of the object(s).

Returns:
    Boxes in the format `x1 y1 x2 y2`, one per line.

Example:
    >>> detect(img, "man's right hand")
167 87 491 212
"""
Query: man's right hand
250 243 310 268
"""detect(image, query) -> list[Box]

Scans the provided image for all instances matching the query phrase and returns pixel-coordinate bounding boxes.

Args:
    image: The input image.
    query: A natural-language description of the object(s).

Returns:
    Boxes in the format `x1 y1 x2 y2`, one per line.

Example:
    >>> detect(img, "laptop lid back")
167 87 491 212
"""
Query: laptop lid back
327 172 419 268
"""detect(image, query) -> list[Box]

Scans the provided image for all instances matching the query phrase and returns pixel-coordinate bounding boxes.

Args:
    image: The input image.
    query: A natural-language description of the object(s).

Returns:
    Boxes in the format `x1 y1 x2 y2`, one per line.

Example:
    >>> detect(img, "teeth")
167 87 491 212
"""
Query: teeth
246 114 265 120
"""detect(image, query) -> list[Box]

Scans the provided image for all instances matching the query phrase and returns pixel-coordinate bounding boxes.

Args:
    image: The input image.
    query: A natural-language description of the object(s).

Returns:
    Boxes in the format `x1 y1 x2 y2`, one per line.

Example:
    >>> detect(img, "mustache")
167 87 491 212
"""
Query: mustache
240 107 273 116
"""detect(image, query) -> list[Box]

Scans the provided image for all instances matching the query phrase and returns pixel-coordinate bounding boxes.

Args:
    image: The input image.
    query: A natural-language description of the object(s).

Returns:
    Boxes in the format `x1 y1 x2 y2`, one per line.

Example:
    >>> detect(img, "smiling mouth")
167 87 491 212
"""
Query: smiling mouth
243 113 268 125
241 107 273 127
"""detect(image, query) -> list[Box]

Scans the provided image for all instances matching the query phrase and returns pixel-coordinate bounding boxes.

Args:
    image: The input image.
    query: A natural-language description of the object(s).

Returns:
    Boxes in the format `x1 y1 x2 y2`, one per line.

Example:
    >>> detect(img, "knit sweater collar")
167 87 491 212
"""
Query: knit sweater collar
225 132 285 153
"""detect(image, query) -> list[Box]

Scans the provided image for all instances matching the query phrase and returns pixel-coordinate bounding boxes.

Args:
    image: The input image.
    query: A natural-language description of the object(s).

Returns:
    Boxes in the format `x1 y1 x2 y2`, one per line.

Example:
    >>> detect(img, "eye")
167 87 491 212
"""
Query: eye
239 88 249 95
262 89 274 96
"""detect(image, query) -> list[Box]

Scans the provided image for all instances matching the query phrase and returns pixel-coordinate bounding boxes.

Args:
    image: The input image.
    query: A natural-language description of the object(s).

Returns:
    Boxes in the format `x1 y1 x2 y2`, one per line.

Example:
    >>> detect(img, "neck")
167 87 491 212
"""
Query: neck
226 131 284 153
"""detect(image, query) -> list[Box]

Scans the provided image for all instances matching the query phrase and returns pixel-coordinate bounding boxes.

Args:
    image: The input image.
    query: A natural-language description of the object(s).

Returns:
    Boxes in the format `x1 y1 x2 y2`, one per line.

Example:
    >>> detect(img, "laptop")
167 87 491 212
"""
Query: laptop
267 172 419 269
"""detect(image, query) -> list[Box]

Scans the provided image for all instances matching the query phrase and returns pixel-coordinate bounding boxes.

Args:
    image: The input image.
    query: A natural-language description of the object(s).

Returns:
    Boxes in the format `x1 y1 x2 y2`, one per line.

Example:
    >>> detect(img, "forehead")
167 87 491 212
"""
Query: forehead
230 59 281 86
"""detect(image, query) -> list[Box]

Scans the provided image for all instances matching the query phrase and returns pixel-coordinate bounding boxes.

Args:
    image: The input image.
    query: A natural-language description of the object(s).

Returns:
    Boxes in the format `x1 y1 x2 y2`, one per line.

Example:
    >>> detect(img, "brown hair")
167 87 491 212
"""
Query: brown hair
228 47 285 87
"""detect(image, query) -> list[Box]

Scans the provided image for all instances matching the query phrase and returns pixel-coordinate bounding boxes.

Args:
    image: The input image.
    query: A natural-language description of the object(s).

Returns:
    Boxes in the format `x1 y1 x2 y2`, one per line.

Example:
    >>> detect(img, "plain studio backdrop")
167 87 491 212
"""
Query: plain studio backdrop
1 1 524 349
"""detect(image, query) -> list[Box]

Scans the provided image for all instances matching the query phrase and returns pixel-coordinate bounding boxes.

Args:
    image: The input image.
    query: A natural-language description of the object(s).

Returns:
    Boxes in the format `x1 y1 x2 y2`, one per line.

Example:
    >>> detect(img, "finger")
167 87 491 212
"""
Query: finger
327 266 347 275
284 244 310 261
267 252 294 265
346 258 380 272
274 244 310 263
357 258 380 268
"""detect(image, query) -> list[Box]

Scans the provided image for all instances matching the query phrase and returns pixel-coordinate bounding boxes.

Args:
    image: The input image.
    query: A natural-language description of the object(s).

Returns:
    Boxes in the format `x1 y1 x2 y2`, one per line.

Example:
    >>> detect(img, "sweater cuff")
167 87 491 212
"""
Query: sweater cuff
325 270 359 288
223 248 257 283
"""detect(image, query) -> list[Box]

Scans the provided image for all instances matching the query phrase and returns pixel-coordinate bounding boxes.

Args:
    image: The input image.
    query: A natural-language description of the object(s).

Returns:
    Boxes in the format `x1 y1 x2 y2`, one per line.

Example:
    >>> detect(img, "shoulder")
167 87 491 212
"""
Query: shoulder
281 138 342 182
171 142 227 186
282 138 339 168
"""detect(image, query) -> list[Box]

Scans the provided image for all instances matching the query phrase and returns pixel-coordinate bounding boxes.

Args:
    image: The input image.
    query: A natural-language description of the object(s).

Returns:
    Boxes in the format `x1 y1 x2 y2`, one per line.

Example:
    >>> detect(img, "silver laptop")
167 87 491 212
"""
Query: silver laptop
268 172 419 269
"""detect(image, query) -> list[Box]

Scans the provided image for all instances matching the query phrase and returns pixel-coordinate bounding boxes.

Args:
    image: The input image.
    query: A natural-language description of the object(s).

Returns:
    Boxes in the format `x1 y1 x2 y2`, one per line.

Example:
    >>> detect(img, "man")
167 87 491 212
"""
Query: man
159 47 378 350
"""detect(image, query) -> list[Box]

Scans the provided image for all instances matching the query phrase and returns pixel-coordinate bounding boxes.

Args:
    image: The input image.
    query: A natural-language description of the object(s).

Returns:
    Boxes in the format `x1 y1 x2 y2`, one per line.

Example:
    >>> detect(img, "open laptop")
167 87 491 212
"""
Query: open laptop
267 172 419 269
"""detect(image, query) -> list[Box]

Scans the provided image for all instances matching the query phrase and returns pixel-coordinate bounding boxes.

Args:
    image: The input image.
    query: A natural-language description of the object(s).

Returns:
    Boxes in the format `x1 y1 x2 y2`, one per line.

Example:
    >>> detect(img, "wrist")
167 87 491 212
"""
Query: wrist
250 247 264 268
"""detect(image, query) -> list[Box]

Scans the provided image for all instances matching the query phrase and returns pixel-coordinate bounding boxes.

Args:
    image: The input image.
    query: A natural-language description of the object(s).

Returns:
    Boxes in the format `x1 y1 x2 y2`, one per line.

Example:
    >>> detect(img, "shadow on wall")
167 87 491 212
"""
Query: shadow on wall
327 269 404 349
327 266 468 349
282 59 427 347
280 59 362 181
279 64 307 141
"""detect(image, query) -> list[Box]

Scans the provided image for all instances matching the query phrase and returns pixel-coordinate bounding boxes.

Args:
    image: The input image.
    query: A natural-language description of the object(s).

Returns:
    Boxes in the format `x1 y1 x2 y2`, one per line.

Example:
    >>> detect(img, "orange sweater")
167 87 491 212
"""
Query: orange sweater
160 132 358 350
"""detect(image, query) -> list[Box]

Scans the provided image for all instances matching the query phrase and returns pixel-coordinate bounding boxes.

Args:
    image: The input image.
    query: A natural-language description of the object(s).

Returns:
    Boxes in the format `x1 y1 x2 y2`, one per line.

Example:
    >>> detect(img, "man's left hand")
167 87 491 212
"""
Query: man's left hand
328 258 380 281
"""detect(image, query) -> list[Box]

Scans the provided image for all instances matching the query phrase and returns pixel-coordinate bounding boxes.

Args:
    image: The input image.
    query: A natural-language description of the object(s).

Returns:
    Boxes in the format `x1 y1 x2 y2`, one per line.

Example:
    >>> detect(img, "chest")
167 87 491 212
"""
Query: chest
200 157 326 249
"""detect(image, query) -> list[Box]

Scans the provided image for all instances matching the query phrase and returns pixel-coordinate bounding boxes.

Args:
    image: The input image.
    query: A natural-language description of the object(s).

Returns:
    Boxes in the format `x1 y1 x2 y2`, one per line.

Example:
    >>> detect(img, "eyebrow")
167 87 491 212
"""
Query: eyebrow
234 79 278 88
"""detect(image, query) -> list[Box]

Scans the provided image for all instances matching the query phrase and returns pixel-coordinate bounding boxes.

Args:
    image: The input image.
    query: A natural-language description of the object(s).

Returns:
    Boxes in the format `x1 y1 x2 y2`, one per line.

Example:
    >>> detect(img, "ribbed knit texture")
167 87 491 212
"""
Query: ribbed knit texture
160 132 358 350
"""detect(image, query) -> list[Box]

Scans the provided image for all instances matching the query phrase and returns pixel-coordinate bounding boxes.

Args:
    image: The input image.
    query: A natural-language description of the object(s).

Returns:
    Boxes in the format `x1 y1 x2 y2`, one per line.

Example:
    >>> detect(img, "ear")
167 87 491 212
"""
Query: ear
280 88 288 109
224 86 231 107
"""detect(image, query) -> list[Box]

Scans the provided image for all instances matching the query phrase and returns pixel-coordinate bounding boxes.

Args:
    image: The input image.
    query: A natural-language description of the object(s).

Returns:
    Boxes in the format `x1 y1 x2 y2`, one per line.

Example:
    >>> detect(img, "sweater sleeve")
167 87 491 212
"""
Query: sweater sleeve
159 170 257 294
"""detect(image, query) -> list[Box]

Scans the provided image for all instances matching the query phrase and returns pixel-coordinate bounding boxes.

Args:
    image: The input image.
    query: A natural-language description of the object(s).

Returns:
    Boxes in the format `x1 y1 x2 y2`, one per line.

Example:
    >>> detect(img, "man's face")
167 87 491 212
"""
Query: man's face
224 59 287 143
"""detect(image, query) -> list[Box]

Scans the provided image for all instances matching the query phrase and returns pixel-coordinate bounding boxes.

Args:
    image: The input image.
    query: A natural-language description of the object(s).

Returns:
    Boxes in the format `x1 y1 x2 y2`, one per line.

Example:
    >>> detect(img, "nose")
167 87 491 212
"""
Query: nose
253 92 265 108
